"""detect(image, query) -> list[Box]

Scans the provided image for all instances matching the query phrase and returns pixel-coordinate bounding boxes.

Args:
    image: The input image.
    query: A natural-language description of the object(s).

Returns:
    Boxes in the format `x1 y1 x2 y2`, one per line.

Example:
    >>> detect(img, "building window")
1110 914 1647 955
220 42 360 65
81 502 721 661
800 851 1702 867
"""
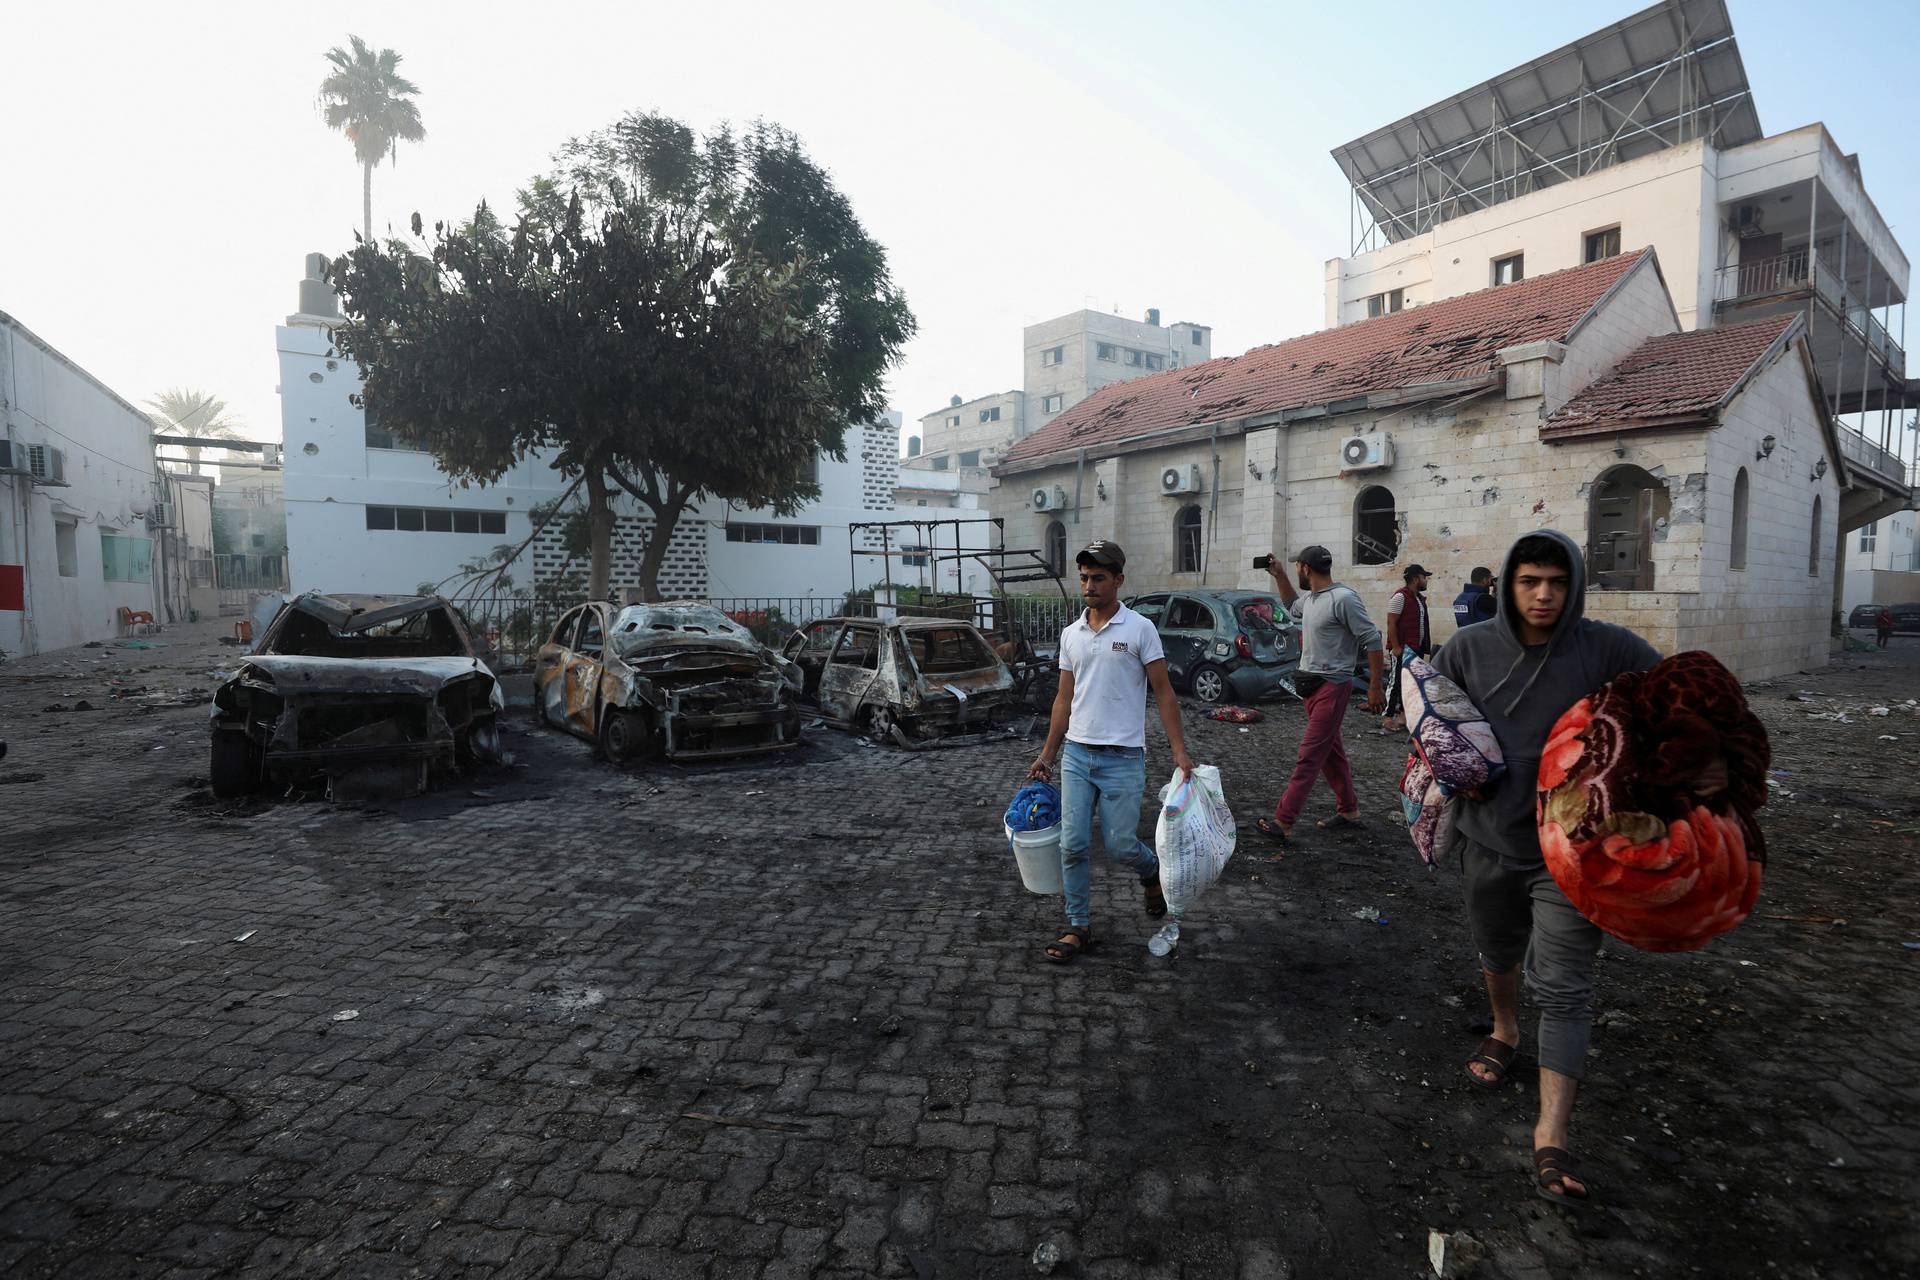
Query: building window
1145 354 1163 371
100 533 153 583
1040 346 1063 366
1125 350 1143 367
363 403 415 451
1042 394 1064 414
1492 253 1525 286
1587 465 1670 590
1860 520 1878 553
1809 495 1823 576
1190 330 1202 346
55 521 78 577
978 406 1002 423
958 450 981 467
1096 343 1117 362
1175 504 1204 574
902 543 928 568
1366 288 1405 318
947 414 960 428
930 455 950 471
1353 487 1398 565
1730 467 1750 571
1045 520 1067 578
1584 227 1622 263
724 522 821 546
365 505 506 534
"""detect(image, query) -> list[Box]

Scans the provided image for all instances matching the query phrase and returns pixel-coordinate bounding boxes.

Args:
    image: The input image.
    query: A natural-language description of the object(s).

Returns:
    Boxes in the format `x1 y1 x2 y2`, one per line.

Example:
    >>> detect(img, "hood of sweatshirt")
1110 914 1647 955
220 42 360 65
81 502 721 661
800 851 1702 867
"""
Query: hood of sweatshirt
1483 527 1588 715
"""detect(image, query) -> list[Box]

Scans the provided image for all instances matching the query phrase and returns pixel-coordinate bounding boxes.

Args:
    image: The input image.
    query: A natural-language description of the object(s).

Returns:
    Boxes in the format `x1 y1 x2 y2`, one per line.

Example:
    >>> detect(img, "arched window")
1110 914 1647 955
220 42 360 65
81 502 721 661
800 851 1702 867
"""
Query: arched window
1588 465 1671 590
1044 520 1067 578
1730 467 1750 571
1809 495 1823 576
1354 486 1398 565
1175 504 1204 574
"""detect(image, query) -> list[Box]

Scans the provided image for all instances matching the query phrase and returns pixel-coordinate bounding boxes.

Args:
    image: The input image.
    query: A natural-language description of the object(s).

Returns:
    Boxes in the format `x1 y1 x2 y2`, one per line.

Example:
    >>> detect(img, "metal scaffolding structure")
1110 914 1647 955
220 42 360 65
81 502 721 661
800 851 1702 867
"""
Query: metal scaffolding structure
1332 0 1760 254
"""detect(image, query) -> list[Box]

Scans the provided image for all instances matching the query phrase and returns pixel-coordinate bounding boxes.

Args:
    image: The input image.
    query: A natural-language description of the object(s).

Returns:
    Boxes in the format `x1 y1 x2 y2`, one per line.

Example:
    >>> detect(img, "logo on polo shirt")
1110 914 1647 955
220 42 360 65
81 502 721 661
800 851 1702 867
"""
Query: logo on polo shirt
1112 641 1128 652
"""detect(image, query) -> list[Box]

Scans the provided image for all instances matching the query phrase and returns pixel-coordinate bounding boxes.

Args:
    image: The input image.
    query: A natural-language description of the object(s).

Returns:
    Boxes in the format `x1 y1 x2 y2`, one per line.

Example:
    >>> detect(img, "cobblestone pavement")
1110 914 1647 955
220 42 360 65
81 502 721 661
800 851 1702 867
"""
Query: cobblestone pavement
1 621 1914 1278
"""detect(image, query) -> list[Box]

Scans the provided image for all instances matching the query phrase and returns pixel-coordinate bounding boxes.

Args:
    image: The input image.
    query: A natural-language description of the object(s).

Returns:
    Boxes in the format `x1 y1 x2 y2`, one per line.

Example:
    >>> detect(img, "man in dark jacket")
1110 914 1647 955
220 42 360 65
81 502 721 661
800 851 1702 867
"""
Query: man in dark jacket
1432 530 1661 1206
1452 566 1497 630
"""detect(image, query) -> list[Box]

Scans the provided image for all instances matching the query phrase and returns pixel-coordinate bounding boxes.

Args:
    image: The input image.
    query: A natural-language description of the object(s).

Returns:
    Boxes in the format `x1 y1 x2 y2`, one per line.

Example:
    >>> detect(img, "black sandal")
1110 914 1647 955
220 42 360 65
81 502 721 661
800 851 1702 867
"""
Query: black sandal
1141 874 1167 919
1044 928 1093 963
1534 1146 1592 1207
1254 817 1292 844
1465 1036 1517 1090
1317 811 1364 831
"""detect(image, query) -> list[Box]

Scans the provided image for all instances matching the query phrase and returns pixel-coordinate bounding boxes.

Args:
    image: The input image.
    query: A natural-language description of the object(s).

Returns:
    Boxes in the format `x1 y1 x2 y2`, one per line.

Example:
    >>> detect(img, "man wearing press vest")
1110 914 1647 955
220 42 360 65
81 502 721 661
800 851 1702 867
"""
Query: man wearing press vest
1028 540 1195 963
1255 545 1385 845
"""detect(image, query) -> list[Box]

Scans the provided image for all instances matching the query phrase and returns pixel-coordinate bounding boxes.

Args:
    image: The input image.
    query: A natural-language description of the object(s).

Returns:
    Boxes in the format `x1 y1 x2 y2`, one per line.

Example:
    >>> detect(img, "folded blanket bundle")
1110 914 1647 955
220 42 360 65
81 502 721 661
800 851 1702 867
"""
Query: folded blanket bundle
1537 650 1769 952
1396 649 1506 866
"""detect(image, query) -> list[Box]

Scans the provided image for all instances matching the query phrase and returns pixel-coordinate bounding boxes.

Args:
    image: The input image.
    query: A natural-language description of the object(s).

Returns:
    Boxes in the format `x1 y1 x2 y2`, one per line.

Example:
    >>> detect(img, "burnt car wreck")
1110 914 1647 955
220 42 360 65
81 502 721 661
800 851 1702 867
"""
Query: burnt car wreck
781 615 1016 748
209 594 505 799
535 602 802 762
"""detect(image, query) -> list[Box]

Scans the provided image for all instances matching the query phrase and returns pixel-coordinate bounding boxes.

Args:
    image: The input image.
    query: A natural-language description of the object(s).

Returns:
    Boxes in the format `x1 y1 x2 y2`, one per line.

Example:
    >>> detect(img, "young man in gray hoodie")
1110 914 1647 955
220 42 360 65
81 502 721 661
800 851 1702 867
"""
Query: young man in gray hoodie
1431 529 1659 1206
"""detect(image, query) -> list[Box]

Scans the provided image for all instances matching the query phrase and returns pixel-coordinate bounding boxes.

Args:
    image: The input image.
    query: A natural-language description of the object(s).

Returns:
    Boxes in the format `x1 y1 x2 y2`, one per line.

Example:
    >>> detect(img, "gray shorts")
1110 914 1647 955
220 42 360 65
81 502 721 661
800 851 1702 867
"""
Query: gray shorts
1461 837 1603 1080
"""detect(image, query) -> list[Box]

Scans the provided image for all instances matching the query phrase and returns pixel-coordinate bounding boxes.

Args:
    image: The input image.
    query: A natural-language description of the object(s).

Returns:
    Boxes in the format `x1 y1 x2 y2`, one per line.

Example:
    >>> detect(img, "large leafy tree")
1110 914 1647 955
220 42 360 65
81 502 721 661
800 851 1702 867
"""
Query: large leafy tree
328 114 913 602
145 387 243 475
317 35 426 242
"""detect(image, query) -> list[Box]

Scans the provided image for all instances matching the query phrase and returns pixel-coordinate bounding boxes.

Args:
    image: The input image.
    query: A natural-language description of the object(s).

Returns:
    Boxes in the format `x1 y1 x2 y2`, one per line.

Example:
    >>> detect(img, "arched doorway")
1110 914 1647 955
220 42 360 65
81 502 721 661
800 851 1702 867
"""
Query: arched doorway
1588 465 1670 590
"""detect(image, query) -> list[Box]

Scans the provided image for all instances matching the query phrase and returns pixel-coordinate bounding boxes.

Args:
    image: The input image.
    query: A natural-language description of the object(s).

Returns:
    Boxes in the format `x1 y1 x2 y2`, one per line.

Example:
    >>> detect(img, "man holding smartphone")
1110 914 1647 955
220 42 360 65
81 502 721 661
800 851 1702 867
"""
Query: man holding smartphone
1254 545 1385 846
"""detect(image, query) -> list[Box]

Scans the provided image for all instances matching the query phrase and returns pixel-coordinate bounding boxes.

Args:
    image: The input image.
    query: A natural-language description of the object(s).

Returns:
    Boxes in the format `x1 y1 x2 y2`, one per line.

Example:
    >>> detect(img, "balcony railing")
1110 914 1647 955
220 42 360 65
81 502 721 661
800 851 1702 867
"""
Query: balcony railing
1836 427 1906 484
1716 253 1905 377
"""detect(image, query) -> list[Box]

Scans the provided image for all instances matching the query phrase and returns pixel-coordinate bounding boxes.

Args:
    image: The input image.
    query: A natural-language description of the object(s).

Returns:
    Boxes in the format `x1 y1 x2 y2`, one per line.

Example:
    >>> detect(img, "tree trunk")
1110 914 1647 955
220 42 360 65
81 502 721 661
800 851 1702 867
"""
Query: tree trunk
362 162 373 243
584 469 614 601
634 489 690 604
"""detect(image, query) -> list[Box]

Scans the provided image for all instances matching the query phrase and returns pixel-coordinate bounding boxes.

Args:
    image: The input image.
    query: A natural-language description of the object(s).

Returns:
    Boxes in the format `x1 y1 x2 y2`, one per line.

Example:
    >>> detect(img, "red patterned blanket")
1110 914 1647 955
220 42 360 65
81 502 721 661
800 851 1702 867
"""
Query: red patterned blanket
1536 650 1769 952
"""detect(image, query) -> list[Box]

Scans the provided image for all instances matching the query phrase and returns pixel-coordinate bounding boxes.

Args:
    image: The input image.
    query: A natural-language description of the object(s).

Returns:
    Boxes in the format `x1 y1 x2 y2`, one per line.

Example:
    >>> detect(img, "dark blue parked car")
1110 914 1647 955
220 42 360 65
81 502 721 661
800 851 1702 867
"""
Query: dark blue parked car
1126 590 1299 703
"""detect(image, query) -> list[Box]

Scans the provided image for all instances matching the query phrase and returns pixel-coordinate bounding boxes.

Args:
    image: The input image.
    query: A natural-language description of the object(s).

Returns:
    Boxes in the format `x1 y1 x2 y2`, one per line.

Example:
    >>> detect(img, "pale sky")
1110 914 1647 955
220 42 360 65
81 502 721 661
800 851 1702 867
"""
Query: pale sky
4 0 1915 451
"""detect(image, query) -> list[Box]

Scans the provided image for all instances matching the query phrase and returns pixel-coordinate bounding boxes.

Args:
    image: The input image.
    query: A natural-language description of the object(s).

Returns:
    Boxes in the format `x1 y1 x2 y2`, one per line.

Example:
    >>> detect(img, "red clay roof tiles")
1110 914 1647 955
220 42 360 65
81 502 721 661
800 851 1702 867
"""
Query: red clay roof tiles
1002 249 1653 467
1540 313 1800 438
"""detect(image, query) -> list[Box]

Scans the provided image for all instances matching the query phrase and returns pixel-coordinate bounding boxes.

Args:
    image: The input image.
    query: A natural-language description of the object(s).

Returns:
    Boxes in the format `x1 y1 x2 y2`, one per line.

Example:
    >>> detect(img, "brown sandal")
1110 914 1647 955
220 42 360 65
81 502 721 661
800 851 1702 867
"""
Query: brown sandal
1465 1036 1517 1090
1044 928 1093 963
1534 1146 1592 1207
1141 874 1167 919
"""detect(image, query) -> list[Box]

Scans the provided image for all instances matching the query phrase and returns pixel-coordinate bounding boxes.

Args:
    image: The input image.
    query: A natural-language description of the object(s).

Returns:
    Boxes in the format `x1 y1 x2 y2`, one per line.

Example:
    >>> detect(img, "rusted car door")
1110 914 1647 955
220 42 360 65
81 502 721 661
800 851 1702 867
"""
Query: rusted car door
562 605 609 737
781 621 845 706
817 622 886 727
534 607 582 730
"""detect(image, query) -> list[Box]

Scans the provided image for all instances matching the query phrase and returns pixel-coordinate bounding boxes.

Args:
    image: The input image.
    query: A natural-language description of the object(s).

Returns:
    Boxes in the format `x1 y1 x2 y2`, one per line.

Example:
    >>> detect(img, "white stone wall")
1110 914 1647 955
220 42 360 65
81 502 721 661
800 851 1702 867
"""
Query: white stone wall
0 315 163 655
1546 258 1681 414
1021 311 1213 437
909 391 1024 470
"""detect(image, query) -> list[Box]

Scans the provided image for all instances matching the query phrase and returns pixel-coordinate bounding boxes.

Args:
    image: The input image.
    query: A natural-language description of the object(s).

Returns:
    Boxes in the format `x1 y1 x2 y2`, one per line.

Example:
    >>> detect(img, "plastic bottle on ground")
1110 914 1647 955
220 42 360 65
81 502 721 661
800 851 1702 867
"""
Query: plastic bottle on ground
1147 920 1180 956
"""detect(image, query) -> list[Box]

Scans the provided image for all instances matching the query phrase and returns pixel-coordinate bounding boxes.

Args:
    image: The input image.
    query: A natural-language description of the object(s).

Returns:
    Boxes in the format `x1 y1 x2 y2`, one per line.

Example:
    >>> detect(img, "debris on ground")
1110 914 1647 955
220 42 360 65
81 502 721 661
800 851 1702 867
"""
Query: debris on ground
1206 705 1264 723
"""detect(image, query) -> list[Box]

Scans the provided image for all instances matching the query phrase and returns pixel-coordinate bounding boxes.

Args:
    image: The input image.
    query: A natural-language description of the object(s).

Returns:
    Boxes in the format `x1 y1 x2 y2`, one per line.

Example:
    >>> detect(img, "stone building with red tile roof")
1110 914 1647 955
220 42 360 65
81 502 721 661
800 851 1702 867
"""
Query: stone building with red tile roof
989 249 1845 680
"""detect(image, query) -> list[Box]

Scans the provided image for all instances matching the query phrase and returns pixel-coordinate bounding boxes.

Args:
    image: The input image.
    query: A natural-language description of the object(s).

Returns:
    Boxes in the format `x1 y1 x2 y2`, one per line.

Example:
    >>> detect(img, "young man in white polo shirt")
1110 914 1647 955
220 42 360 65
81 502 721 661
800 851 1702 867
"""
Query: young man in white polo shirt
1027 540 1195 963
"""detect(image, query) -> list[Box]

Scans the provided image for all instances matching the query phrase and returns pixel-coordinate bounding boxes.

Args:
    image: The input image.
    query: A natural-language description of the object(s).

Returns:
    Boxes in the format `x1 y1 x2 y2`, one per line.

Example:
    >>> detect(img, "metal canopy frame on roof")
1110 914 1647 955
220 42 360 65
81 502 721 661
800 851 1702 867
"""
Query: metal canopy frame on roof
1332 0 1761 254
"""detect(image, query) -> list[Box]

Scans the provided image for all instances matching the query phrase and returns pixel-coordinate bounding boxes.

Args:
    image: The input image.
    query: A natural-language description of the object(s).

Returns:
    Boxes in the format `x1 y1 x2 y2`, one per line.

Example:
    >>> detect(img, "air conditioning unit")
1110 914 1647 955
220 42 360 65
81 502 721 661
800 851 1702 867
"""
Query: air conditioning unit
147 501 176 529
1339 433 1394 472
1733 205 1765 239
27 444 68 486
261 443 284 468
1160 464 1203 496
0 440 30 476
1031 485 1068 512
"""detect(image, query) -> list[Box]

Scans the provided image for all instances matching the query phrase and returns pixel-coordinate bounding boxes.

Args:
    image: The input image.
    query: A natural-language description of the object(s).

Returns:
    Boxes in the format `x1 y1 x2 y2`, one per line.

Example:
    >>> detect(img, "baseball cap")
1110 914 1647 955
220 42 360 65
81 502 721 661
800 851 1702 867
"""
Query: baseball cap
1403 563 1430 581
1293 544 1332 573
1075 539 1126 570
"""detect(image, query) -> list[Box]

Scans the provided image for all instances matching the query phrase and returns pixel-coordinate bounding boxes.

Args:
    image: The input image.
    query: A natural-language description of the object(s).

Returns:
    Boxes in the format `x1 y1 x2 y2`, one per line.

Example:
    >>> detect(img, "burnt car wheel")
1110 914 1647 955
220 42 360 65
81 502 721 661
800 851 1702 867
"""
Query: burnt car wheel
598 707 656 763
1189 663 1228 704
864 707 896 745
209 731 261 798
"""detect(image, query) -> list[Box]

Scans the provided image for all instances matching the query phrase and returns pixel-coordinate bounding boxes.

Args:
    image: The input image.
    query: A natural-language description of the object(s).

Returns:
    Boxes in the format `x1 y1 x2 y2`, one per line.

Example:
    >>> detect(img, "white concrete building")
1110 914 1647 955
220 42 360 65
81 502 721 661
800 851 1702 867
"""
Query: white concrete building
0 310 173 655
905 307 1213 482
1324 0 1912 536
276 256 902 608
1842 510 1920 614
995 251 1846 682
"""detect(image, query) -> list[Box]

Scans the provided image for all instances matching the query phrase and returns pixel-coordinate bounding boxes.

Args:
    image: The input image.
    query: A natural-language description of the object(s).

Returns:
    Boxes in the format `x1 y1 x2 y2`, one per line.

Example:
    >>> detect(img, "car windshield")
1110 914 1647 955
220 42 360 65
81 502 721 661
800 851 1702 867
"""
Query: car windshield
1236 600 1283 636
264 599 471 659
904 626 995 674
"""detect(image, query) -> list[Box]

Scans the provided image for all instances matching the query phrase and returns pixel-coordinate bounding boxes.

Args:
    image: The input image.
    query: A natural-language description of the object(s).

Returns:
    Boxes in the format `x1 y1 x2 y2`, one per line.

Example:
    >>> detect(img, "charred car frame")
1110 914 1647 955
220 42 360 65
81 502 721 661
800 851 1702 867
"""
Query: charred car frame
209 594 505 799
534 601 803 762
781 615 1016 747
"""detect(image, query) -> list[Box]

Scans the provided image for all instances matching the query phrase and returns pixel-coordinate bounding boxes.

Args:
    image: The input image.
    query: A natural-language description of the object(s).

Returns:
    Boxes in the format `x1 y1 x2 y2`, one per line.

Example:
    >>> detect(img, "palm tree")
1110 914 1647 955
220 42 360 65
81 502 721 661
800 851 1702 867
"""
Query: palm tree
146 388 243 476
317 35 426 243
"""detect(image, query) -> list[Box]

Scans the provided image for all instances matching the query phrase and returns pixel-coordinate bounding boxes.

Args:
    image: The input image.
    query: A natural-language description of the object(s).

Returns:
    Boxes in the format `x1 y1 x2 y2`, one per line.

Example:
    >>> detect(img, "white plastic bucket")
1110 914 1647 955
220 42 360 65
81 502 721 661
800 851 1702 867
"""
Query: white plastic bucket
1006 823 1064 895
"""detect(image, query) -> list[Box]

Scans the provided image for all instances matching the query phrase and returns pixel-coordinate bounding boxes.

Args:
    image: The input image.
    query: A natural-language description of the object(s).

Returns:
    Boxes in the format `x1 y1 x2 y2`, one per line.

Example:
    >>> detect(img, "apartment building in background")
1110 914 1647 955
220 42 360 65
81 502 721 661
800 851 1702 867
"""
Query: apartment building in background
1322 0 1914 565
906 306 1212 489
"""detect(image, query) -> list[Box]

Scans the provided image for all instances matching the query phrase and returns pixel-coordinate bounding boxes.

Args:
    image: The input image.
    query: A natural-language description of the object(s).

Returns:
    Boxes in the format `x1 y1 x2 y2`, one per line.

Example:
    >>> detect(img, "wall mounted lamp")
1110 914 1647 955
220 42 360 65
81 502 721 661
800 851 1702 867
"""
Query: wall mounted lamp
1248 459 1265 481
1756 434 1776 460
1811 457 1828 481
1096 479 1108 500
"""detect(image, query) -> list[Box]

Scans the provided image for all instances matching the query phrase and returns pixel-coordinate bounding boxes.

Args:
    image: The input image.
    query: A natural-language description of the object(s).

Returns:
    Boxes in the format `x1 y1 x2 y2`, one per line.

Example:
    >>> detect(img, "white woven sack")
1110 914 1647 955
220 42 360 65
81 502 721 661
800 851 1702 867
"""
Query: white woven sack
1153 765 1236 914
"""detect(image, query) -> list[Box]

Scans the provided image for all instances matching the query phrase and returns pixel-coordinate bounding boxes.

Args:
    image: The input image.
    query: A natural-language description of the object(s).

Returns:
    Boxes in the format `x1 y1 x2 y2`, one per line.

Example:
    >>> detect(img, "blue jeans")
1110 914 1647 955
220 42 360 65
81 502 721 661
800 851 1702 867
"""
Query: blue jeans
1058 741 1160 928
